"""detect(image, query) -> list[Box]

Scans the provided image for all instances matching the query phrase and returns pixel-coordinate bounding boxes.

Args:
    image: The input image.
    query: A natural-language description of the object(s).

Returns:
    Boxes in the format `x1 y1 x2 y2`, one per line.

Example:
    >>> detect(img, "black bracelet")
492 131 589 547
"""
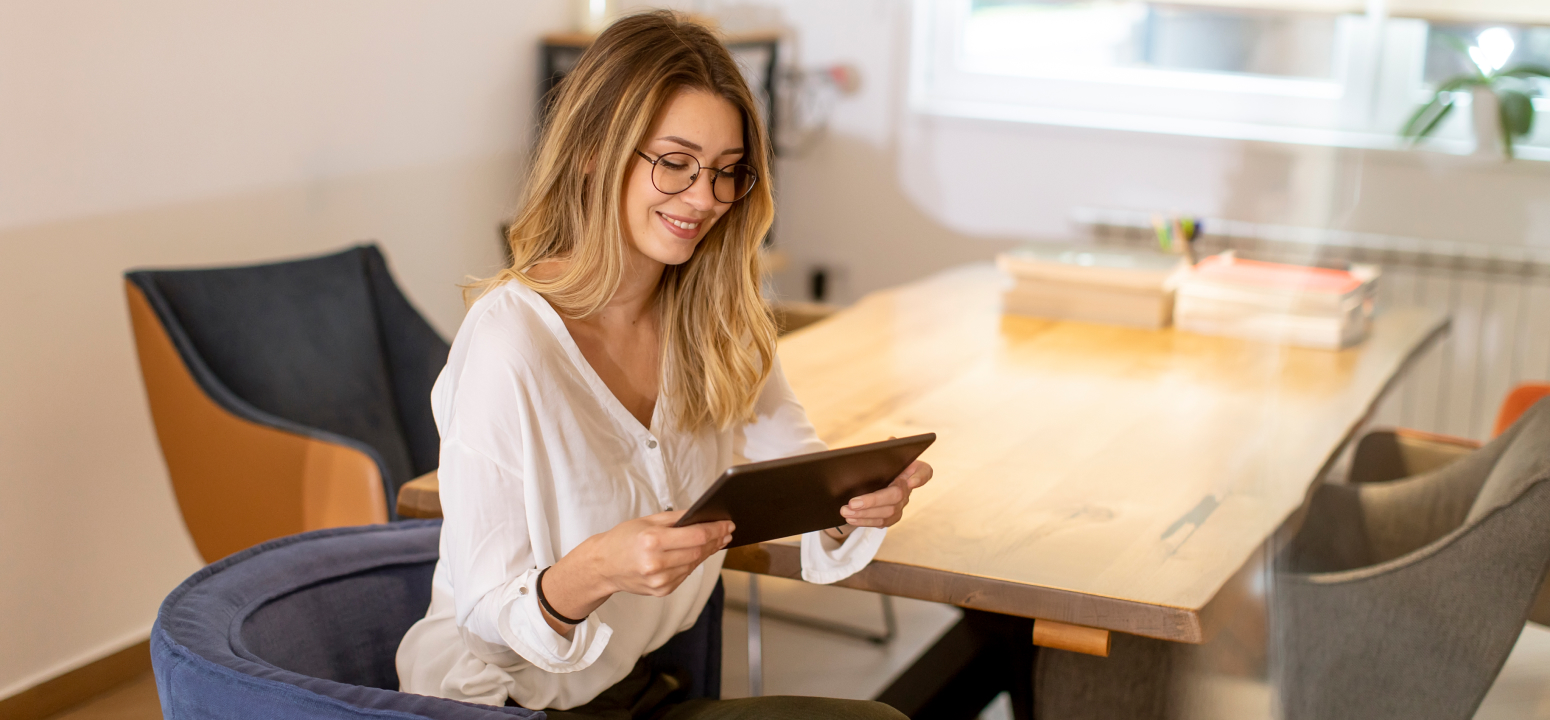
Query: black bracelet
536 566 587 626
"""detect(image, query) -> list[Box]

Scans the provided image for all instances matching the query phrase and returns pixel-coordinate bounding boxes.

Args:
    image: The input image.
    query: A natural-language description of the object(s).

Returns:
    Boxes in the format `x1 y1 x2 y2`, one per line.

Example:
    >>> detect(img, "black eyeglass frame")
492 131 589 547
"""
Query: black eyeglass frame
634 149 759 204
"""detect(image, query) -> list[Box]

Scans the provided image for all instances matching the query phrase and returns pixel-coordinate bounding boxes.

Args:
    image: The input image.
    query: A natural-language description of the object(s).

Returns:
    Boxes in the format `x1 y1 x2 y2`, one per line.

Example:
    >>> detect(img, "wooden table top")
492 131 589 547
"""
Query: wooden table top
724 264 1448 643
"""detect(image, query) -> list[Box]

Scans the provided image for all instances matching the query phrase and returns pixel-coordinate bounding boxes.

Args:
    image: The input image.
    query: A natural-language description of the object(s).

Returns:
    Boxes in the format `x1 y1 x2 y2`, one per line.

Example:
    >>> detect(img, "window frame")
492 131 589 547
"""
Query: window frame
909 0 1550 159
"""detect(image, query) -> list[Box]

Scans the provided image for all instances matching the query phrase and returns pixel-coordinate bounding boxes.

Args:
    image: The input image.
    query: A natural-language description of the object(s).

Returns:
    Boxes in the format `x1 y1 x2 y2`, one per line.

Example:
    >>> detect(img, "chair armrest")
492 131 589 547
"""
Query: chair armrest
1286 438 1498 572
1349 429 1480 485
396 470 441 519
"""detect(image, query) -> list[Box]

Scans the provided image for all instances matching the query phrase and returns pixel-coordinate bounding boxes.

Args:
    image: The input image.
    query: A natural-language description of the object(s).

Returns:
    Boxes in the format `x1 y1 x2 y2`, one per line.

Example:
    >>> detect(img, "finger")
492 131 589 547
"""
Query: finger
650 545 721 573
843 504 902 520
847 485 904 511
652 521 735 551
844 516 889 528
904 461 933 489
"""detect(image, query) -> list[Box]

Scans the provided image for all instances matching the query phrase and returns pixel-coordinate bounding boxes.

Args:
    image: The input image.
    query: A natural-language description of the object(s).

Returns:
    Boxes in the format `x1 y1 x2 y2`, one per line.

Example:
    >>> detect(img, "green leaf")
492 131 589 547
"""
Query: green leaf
1401 96 1455 140
1438 75 1487 92
1499 63 1550 80
1499 89 1535 137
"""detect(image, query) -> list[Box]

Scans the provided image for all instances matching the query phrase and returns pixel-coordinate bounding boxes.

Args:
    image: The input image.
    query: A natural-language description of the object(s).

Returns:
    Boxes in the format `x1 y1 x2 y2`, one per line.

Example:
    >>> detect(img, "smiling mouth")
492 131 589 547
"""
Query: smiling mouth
659 213 700 231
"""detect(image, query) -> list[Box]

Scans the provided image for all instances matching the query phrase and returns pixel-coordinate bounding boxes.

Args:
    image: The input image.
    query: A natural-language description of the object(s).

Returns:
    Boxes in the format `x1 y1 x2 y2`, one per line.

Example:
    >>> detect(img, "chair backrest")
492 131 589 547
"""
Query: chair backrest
1469 397 1550 523
1494 382 1550 438
128 245 448 509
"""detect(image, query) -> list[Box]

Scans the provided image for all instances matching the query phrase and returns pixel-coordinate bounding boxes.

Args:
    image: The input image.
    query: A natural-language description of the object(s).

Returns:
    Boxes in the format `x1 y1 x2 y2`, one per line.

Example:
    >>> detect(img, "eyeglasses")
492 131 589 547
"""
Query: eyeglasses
634 150 758 204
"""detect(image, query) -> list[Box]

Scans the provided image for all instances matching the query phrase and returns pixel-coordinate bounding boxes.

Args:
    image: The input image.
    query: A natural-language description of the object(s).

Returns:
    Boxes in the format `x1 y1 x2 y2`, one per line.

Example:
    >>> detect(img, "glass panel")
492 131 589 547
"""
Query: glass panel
964 0 1342 80
1424 22 1550 87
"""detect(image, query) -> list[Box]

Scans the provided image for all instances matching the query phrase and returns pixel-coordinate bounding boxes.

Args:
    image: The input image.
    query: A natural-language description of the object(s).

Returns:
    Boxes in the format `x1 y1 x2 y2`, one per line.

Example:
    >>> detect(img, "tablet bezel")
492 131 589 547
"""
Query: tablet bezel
673 432 936 547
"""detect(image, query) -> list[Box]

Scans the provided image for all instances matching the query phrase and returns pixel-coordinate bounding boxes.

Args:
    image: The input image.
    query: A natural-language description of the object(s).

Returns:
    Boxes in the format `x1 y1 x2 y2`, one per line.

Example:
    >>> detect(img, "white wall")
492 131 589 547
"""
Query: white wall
0 0 568 698
685 0 1550 304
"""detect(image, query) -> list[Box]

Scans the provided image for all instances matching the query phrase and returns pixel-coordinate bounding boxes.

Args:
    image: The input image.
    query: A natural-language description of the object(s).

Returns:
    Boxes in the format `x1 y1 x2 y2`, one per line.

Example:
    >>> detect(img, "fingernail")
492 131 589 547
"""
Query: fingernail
850 500 862 509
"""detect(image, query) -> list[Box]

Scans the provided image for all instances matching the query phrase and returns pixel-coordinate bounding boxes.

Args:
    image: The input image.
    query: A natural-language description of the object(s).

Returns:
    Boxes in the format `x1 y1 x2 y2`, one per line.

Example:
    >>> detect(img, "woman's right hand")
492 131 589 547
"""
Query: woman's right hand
540 511 733 635
587 511 734 597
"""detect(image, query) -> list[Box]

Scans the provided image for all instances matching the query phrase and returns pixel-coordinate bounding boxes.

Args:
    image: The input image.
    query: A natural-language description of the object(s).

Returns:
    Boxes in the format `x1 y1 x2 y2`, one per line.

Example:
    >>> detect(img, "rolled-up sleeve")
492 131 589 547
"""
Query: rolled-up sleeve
439 439 612 673
739 357 886 585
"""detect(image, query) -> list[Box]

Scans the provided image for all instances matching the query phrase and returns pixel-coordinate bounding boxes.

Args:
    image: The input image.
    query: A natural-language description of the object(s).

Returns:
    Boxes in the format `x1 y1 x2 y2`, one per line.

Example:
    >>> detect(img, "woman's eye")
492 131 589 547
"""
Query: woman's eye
660 159 690 171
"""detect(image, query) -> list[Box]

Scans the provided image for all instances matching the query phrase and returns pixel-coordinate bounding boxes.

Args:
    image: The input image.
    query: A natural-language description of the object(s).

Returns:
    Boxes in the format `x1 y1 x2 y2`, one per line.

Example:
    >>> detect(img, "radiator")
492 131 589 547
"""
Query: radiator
1072 207 1550 442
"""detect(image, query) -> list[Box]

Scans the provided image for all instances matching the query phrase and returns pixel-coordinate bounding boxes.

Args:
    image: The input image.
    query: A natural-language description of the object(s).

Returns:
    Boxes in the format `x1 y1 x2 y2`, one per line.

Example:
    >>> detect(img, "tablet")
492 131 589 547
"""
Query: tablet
674 433 936 547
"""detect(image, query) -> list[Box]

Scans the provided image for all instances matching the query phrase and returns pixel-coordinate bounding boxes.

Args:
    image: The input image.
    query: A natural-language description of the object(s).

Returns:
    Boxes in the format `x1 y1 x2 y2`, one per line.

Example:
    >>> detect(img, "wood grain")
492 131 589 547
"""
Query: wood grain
1033 620 1111 657
396 470 441 520
749 264 1447 643
0 639 149 720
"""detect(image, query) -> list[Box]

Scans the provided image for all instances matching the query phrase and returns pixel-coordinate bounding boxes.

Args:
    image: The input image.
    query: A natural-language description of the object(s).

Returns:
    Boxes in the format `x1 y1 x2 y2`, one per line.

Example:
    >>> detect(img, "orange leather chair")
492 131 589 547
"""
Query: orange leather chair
127 246 447 562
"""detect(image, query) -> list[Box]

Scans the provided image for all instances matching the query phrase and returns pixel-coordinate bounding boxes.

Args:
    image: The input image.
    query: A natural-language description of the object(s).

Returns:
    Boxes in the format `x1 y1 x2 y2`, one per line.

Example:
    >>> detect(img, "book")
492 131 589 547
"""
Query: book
996 245 1186 329
1173 253 1379 350
997 246 1186 291
1177 253 1378 315
1003 281 1174 329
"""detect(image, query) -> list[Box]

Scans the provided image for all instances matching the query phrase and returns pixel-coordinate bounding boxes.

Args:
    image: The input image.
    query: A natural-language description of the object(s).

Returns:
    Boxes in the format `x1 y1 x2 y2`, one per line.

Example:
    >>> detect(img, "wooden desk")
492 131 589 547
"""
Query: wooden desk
724 264 1447 645
397 264 1448 644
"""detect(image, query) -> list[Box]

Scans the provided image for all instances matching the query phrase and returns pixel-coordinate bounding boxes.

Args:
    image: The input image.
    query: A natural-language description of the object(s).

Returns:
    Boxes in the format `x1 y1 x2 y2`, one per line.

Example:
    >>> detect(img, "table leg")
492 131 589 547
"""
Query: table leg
873 609 1035 720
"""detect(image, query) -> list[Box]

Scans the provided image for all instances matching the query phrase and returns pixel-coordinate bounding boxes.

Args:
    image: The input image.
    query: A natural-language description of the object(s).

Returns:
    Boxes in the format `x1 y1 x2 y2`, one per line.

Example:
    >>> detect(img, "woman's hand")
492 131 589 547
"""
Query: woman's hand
587 511 733 597
541 511 733 636
839 460 933 529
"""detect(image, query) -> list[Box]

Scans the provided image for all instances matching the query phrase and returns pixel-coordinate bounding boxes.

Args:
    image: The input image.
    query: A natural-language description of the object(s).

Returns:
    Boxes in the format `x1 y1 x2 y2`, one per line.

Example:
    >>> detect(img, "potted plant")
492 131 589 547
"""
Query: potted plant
1401 28 1550 159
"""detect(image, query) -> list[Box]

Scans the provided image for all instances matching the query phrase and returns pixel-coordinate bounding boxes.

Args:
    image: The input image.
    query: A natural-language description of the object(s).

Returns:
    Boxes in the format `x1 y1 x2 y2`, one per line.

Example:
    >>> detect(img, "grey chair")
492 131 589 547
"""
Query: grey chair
1272 398 1550 720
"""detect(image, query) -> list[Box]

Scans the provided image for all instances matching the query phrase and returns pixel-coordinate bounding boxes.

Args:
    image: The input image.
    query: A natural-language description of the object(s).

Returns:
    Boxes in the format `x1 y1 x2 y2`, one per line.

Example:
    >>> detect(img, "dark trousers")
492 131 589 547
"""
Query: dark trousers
530 661 907 720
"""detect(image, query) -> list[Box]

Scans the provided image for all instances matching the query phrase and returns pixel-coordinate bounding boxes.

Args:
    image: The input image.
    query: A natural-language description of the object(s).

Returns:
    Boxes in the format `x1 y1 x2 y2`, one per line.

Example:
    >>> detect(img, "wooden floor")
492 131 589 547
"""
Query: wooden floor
44 671 159 720
42 576 1550 720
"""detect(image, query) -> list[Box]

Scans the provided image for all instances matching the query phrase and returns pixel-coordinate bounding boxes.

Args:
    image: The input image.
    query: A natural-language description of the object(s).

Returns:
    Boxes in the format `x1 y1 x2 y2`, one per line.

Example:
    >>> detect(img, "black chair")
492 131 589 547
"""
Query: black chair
126 245 449 561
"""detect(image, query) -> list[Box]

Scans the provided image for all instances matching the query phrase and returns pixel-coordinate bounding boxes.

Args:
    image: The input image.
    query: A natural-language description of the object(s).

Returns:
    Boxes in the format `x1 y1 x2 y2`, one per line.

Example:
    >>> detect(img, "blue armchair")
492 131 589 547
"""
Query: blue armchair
152 520 723 719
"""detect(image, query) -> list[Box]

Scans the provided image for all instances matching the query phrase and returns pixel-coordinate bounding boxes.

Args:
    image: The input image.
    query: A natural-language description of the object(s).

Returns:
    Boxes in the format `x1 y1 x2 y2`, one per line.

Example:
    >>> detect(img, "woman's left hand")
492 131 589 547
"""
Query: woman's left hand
839 460 933 528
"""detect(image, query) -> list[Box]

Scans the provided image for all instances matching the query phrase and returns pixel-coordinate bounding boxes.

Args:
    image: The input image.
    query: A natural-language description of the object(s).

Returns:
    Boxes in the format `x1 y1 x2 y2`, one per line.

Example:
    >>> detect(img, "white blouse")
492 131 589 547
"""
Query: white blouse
395 280 885 710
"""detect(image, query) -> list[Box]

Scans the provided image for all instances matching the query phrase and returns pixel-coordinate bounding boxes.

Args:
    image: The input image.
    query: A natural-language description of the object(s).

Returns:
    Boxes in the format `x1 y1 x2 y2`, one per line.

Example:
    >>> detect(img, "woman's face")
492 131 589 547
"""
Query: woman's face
621 88 745 267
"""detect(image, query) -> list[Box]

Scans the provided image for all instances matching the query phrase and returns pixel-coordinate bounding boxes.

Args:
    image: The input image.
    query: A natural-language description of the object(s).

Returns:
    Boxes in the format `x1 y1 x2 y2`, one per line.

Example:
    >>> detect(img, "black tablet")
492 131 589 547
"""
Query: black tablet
674 433 936 547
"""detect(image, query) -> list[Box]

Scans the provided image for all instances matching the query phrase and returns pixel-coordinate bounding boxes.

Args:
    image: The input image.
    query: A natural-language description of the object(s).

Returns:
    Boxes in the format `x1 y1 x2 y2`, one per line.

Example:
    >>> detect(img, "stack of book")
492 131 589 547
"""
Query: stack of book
1173 253 1379 350
996 245 1187 329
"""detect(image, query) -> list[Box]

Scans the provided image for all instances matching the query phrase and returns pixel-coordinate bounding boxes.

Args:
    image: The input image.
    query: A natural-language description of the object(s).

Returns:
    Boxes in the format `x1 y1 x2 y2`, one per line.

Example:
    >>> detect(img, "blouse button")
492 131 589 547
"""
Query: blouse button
518 586 528 595
647 439 658 449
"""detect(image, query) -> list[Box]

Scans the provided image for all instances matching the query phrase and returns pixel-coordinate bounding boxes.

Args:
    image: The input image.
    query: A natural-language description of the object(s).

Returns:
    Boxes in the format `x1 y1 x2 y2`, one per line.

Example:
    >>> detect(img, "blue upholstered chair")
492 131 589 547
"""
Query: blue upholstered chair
152 520 724 719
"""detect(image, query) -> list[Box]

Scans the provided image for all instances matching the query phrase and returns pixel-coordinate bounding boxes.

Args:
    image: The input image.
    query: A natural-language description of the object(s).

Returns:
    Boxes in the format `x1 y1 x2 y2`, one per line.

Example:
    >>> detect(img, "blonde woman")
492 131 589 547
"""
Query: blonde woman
397 12 929 719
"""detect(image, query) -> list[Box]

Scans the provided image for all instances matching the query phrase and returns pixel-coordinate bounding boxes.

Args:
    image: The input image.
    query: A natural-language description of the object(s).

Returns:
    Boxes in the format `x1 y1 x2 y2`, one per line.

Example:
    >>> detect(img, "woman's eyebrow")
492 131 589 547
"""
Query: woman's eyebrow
657 135 744 157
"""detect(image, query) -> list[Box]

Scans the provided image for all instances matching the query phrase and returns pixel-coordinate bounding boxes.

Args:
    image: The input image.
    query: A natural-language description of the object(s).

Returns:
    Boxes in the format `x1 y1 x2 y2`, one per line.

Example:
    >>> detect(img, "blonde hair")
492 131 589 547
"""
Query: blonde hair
472 11 777 432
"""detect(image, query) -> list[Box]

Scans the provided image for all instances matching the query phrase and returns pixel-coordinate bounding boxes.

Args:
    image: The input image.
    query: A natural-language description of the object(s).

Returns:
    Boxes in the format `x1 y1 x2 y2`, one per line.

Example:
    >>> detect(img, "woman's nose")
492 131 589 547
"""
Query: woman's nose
681 171 720 210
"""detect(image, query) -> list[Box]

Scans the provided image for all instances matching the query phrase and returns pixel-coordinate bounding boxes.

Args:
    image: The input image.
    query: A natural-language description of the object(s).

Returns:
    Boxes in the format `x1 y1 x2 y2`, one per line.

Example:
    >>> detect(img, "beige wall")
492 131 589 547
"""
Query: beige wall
0 0 567 698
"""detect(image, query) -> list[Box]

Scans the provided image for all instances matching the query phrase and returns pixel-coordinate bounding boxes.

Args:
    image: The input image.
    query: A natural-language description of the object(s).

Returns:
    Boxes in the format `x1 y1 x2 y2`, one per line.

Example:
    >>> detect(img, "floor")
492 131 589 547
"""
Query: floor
44 572 1550 720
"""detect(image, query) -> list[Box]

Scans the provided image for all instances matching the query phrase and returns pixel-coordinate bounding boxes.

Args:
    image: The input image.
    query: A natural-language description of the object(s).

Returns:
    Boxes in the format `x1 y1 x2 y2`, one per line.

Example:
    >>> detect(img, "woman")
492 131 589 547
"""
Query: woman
397 12 930 718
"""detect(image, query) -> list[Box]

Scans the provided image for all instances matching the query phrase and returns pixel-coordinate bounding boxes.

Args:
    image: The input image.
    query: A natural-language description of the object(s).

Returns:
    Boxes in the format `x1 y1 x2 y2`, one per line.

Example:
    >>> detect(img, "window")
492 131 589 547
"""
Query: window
911 0 1550 158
